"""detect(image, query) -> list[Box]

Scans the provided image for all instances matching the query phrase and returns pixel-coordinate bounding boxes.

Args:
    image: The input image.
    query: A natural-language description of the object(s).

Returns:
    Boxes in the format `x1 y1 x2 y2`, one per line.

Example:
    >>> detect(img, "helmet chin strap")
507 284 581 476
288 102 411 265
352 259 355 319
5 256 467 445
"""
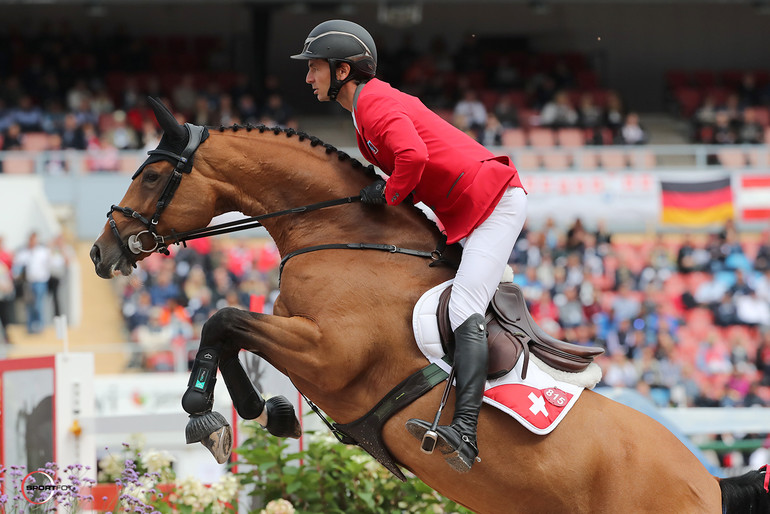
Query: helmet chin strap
327 59 357 101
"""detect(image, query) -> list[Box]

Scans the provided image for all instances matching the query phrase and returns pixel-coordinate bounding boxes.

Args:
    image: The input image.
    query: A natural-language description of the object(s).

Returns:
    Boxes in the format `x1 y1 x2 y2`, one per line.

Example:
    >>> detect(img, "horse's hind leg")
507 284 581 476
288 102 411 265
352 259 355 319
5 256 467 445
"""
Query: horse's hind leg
181 308 303 462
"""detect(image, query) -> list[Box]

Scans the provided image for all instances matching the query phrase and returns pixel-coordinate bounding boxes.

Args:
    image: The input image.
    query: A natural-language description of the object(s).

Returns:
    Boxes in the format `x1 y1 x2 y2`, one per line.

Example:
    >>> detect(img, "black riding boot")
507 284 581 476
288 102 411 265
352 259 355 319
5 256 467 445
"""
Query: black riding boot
406 313 488 473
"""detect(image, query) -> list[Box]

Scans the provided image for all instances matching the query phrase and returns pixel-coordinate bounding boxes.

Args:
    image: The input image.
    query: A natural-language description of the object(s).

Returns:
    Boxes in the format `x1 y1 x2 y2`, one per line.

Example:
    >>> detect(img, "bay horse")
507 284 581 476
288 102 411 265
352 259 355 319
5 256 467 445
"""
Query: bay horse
90 98 769 513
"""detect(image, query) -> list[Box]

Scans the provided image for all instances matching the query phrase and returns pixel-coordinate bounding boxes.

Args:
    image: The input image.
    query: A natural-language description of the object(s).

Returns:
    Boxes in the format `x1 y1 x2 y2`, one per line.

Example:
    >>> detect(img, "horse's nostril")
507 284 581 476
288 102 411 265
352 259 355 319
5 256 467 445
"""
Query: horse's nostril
90 244 101 265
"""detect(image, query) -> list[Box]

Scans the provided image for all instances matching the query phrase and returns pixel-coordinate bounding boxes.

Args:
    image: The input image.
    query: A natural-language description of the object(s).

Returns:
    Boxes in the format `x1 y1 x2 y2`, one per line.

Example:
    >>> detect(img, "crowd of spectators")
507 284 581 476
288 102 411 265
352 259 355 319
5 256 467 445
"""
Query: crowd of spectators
374 33 646 148
0 26 649 174
0 232 73 342
671 71 770 145
0 29 297 173
509 219 770 413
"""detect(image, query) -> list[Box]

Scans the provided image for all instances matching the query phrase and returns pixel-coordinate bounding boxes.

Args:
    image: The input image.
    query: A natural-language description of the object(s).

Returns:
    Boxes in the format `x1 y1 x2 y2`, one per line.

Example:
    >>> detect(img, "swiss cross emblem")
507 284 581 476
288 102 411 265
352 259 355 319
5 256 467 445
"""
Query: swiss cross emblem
485 384 574 430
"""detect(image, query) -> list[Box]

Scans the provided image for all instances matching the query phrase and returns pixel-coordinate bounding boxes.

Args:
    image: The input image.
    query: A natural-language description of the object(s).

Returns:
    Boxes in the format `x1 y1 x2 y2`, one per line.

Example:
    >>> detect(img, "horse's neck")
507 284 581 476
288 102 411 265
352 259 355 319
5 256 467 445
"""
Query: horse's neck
201 130 436 255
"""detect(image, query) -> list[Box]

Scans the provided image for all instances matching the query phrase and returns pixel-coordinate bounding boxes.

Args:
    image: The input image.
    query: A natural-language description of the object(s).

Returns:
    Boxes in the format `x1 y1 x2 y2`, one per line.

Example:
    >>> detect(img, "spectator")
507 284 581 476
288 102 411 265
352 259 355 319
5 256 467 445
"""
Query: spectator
12 232 52 334
148 270 182 307
59 113 87 150
693 93 719 133
737 72 763 108
754 230 770 272
479 114 503 147
12 95 44 132
2 122 23 150
603 352 638 388
710 110 738 145
603 91 625 136
261 93 295 128
492 94 520 129
618 112 648 145
172 74 198 118
453 89 487 134
737 108 764 144
711 292 739 327
104 110 138 150
48 234 73 317
577 93 603 131
539 90 578 128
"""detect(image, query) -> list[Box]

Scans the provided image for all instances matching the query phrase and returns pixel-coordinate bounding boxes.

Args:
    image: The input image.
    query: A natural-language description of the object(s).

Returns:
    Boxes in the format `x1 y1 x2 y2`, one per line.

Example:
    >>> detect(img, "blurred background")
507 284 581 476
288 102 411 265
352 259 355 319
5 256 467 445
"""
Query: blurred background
1 0 770 502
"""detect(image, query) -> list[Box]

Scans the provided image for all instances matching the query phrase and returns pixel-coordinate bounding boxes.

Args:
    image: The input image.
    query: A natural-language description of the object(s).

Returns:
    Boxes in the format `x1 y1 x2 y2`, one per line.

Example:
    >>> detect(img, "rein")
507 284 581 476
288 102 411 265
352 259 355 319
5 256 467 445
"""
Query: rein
109 122 452 273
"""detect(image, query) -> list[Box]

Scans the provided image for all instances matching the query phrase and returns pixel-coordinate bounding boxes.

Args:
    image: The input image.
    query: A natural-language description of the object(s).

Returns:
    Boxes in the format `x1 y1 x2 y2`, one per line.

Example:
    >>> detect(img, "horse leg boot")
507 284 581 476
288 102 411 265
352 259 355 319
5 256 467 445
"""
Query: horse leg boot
220 356 302 439
183 347 302 464
406 313 487 473
182 346 233 464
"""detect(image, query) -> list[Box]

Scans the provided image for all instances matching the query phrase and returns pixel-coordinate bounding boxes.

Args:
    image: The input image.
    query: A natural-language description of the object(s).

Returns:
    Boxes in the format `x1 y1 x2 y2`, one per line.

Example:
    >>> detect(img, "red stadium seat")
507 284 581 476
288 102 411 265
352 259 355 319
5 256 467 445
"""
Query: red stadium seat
515 151 541 171
557 128 585 147
541 152 572 170
501 128 527 148
599 150 627 170
717 149 747 168
673 88 702 118
21 132 49 152
528 128 556 147
2 156 35 174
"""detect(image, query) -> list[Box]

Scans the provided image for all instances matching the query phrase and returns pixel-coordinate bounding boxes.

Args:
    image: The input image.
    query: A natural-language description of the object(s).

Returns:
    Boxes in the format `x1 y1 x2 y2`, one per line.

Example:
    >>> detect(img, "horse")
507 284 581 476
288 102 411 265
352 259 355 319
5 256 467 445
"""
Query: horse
90 98 769 513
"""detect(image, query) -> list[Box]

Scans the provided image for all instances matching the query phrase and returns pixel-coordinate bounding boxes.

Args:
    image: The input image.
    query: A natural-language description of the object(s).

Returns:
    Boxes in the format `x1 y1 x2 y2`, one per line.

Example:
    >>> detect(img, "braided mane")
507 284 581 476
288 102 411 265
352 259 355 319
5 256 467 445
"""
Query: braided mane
212 123 440 230
214 123 378 178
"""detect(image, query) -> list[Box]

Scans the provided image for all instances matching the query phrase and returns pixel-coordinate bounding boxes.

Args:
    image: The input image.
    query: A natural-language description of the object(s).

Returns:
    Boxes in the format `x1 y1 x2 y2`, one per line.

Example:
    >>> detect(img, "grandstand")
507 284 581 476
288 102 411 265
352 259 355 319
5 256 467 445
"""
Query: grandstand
0 0 769 480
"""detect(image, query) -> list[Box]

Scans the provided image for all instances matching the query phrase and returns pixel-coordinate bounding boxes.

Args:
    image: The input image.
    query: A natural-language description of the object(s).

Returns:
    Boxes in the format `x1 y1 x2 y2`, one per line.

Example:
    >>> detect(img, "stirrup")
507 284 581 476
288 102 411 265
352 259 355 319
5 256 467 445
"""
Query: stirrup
405 419 480 473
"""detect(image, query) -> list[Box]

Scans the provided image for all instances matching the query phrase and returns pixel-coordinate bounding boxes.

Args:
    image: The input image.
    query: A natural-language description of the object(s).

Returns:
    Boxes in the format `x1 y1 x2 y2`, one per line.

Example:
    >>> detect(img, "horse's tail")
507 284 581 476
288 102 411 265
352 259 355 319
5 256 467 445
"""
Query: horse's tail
719 465 770 513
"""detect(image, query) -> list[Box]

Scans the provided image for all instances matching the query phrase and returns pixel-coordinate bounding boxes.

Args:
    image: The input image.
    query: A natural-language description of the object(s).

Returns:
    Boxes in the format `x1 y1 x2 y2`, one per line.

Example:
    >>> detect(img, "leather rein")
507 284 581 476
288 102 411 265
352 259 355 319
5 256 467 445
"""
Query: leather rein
107 123 449 275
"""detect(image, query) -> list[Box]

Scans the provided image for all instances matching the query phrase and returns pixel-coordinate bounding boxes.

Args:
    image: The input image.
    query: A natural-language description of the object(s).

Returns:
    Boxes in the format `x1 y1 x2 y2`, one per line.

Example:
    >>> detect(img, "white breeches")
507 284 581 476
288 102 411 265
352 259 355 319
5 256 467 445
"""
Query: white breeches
448 186 528 331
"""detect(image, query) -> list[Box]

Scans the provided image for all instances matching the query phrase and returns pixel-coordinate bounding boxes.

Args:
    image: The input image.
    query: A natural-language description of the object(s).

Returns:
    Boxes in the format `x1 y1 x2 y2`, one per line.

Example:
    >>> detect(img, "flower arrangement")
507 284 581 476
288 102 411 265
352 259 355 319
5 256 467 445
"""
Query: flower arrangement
236 422 472 514
92 435 239 514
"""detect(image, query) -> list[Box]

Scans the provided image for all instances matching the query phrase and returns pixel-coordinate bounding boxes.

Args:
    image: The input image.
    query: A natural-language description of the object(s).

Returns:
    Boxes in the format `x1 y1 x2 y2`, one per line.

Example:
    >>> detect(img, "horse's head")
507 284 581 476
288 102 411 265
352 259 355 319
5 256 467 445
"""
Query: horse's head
90 98 216 278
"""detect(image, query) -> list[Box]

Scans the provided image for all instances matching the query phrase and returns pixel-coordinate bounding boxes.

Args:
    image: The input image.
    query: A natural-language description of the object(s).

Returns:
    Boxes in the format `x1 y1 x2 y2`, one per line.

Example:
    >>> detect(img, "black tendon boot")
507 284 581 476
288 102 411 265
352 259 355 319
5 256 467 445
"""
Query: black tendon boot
406 313 487 473
182 347 233 464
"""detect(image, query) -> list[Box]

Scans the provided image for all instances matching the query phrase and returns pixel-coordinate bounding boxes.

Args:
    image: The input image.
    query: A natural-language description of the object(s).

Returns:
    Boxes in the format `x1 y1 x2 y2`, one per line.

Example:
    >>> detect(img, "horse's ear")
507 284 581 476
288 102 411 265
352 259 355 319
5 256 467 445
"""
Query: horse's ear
147 96 185 139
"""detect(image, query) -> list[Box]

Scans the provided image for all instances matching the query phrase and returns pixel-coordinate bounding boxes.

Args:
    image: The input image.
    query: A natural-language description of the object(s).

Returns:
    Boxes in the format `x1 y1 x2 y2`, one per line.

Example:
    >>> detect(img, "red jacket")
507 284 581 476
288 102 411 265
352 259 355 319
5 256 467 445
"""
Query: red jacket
353 79 524 244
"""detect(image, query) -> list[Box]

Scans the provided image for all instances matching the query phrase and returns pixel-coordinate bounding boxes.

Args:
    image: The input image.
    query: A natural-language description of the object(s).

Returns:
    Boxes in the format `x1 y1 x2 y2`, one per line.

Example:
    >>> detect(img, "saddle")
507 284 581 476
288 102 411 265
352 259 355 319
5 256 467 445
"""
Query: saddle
437 283 604 379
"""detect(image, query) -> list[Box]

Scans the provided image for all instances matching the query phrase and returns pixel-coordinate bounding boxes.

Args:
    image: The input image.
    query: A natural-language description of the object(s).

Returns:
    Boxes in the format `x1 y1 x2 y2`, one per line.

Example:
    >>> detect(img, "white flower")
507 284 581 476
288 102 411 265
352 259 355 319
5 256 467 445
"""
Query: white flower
261 498 296 514
97 454 124 482
143 449 176 480
210 473 239 504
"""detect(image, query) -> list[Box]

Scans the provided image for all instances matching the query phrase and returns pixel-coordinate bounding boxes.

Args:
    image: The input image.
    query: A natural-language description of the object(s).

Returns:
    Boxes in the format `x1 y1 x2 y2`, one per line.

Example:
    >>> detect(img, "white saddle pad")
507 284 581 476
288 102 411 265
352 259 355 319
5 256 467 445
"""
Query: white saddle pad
413 280 591 435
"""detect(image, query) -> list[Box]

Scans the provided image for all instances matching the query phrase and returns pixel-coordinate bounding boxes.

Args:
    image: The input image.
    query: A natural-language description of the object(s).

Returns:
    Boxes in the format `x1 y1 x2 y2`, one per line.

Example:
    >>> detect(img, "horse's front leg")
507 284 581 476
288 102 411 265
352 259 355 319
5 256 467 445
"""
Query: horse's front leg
181 307 318 462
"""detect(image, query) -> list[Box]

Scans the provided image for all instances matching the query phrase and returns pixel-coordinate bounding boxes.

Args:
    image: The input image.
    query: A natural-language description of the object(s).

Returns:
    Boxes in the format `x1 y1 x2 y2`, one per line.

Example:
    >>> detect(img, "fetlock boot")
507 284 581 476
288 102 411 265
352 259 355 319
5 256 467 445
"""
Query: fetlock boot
406 313 488 473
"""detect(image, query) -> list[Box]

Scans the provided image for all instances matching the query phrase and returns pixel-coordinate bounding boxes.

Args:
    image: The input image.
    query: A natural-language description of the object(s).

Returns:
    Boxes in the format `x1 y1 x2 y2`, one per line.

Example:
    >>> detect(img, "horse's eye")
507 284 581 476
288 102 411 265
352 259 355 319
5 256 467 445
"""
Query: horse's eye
143 171 160 184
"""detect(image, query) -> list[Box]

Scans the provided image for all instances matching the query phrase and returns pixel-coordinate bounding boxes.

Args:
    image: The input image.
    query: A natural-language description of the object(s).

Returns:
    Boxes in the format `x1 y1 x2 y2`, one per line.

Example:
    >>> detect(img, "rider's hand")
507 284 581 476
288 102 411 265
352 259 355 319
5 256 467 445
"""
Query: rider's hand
360 178 387 205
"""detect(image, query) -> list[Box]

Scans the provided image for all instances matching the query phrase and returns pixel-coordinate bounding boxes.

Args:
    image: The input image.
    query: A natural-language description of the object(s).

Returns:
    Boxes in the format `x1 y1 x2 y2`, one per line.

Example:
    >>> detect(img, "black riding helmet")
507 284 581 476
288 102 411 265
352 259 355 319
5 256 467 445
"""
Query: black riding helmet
291 19 377 101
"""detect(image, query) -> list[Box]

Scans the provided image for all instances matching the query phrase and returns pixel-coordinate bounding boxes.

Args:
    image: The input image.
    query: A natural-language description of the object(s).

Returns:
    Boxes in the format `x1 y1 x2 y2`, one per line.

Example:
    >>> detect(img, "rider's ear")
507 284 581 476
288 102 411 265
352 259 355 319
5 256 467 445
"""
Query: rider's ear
336 62 351 81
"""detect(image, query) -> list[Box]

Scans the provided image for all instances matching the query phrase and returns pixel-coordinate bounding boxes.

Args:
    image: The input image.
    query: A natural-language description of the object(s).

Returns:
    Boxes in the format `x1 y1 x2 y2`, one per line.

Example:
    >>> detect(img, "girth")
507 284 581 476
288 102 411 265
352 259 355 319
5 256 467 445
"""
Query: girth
332 362 448 481
438 282 604 379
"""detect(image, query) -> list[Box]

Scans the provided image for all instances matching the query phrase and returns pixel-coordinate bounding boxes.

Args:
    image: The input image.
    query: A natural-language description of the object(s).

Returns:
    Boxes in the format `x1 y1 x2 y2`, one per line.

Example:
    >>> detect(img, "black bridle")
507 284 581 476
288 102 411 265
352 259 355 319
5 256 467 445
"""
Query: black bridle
107 123 208 263
107 122 450 274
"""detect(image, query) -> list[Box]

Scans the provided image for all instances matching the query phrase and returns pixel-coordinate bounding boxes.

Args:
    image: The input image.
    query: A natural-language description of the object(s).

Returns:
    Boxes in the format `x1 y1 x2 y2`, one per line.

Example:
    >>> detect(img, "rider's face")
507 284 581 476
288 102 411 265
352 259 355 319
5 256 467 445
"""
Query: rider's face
305 59 332 102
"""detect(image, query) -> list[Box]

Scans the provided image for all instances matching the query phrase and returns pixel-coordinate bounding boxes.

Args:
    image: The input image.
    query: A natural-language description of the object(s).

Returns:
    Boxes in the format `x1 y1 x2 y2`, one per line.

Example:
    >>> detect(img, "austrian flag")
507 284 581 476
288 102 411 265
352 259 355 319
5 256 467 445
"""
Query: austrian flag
484 384 573 430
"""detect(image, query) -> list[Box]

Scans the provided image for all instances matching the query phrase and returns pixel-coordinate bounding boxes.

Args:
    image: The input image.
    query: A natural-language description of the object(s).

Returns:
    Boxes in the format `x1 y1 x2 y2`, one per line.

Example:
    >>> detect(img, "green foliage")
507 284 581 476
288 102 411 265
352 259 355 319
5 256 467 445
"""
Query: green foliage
235 423 473 514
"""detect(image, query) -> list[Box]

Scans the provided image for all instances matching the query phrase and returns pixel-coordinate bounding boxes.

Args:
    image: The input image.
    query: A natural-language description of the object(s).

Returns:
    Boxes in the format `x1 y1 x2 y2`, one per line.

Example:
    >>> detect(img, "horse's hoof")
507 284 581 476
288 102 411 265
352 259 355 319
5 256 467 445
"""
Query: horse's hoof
186 411 233 464
265 396 302 439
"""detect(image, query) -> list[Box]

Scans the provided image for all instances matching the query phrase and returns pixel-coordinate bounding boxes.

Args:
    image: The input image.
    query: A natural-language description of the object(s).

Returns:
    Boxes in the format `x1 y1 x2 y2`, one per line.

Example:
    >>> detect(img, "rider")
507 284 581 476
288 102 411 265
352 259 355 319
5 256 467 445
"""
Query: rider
291 20 527 473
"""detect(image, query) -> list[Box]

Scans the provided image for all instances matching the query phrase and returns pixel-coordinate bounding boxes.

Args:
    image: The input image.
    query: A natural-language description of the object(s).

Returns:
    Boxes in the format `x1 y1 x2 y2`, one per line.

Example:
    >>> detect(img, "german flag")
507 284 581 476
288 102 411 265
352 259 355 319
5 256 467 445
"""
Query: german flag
660 177 733 226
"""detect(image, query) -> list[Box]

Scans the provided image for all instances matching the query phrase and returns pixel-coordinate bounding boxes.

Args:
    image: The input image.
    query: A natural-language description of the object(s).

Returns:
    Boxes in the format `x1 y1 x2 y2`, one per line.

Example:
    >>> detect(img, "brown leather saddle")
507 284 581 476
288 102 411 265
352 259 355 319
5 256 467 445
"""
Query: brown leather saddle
437 283 604 379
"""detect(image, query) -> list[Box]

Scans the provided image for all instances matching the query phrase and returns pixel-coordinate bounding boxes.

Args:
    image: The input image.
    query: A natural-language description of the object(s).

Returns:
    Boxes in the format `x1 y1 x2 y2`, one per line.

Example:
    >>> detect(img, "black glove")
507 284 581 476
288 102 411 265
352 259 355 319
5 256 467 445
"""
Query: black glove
360 178 387 205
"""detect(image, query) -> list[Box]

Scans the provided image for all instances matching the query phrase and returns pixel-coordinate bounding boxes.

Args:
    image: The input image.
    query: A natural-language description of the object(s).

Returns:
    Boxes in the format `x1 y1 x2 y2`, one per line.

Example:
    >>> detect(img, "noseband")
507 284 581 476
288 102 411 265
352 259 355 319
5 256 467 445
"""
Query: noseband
107 123 207 264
